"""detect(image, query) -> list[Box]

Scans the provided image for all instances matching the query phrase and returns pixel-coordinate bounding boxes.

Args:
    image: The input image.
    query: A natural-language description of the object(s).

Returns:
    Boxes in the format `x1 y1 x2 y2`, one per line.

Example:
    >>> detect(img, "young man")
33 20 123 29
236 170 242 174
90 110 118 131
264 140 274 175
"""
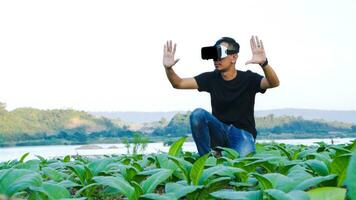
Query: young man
163 36 280 157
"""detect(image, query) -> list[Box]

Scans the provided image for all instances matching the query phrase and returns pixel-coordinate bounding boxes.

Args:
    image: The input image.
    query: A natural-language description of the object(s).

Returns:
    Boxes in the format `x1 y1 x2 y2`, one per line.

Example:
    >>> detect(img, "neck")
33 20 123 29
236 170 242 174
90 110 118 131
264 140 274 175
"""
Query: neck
220 67 237 81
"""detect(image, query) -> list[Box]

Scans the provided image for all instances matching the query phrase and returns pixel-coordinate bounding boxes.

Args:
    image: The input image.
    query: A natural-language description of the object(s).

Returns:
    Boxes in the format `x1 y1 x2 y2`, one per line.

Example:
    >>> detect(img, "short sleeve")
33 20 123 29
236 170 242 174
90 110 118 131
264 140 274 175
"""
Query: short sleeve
194 72 212 92
248 70 266 94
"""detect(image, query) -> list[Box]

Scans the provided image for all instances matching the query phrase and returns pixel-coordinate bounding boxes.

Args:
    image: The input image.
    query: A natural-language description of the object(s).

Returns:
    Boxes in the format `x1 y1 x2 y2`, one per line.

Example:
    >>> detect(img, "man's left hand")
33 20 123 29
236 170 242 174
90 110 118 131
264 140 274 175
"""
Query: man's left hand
245 35 267 65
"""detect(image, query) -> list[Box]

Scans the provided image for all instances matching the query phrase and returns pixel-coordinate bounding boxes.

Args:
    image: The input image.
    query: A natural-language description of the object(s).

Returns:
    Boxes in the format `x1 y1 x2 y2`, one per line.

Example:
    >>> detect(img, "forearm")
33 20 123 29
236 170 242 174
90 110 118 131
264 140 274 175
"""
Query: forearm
165 68 182 88
262 64 280 87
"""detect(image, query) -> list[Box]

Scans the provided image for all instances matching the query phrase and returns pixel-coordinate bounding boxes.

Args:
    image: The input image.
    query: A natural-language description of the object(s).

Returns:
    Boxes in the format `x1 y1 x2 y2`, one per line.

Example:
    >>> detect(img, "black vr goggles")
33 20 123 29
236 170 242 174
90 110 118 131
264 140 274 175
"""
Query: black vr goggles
201 37 240 61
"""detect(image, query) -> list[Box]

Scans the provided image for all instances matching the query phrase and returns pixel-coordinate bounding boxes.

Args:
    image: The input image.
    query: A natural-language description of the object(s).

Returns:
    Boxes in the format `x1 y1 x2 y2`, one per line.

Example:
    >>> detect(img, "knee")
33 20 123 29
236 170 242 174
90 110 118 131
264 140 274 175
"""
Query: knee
190 108 207 127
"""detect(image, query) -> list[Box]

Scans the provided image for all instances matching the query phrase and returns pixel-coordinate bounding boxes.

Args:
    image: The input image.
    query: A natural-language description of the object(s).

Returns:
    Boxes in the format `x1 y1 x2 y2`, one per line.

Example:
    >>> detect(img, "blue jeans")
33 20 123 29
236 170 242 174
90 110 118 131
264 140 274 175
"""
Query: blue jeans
190 108 256 157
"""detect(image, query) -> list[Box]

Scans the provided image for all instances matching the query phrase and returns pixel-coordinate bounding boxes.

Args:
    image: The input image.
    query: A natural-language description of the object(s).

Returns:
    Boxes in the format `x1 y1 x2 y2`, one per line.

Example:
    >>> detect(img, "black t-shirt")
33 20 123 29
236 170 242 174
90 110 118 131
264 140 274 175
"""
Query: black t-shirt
194 69 266 139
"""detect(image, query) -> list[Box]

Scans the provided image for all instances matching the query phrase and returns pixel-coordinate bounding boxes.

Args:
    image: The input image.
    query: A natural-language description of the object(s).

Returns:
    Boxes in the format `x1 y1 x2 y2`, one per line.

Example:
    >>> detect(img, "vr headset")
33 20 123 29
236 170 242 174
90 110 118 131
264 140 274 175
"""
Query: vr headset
201 45 237 61
201 37 240 61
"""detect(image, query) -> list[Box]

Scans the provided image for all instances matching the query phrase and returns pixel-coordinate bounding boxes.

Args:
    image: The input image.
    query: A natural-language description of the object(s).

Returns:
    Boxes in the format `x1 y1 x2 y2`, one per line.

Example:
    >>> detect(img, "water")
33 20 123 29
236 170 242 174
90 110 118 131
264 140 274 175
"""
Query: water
0 138 354 162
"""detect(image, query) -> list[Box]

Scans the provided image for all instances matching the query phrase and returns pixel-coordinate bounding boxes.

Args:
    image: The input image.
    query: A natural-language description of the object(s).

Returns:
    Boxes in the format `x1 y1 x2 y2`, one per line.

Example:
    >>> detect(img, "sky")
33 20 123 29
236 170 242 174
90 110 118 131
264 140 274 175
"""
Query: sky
0 0 355 112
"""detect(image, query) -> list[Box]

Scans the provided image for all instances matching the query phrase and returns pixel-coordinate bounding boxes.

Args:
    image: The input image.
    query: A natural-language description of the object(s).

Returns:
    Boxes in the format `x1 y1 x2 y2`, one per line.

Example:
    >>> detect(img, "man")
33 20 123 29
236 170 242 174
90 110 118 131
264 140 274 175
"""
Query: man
163 36 280 157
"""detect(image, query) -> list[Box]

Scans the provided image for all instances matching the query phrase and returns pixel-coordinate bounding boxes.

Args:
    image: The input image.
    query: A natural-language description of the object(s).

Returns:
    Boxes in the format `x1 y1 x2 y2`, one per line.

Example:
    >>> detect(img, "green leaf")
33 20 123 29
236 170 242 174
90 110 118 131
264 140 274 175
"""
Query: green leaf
30 182 70 199
87 158 113 176
168 156 192 183
294 174 336 191
344 150 356 199
0 168 42 197
141 193 177 200
216 146 240 159
205 156 217 167
199 165 246 185
307 187 346 200
272 144 293 160
66 164 87 185
63 155 71 163
35 155 46 162
42 167 66 182
263 173 295 192
74 183 100 197
155 154 178 171
304 160 329 176
265 189 309 200
210 190 262 200
125 166 138 181
196 177 231 200
251 173 273 190
190 154 209 185
330 146 351 156
93 176 136 200
330 154 351 186
165 182 201 198
131 181 144 199
14 159 40 170
19 152 30 163
58 180 80 188
349 140 356 152
287 165 313 185
141 169 172 194
168 136 187 157
244 156 281 173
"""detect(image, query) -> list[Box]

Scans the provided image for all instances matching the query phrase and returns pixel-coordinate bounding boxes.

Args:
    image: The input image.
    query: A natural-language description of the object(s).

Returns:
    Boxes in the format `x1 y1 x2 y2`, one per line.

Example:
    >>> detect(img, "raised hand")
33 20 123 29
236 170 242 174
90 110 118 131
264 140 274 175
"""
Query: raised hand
245 36 267 65
163 40 180 69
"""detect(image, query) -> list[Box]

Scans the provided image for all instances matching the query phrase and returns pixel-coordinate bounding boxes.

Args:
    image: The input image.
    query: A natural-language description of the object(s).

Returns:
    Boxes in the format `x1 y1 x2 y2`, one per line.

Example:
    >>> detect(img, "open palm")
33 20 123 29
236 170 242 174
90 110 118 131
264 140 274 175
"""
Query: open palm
163 40 179 69
245 36 267 65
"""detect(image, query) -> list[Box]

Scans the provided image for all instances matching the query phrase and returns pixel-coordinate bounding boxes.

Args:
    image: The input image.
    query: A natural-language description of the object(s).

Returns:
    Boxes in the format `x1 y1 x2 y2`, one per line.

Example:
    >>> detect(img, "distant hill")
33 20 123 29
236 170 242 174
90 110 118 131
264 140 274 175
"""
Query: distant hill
91 108 356 124
255 108 356 124
0 107 116 135
91 111 179 123
0 104 355 146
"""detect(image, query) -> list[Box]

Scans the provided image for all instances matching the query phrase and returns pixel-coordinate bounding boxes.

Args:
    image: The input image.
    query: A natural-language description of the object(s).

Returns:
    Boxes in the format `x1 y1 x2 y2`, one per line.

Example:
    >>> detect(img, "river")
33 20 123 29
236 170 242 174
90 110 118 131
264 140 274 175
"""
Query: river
0 138 355 162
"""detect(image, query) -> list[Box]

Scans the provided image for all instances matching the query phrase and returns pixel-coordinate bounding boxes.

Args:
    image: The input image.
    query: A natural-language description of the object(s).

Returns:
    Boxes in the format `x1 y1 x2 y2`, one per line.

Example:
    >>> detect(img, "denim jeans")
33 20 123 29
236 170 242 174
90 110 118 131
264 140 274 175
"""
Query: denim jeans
190 108 256 157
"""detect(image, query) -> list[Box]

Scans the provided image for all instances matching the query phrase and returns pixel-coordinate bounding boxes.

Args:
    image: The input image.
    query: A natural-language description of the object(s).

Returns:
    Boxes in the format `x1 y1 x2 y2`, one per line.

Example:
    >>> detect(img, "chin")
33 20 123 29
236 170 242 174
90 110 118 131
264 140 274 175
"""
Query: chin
215 67 227 72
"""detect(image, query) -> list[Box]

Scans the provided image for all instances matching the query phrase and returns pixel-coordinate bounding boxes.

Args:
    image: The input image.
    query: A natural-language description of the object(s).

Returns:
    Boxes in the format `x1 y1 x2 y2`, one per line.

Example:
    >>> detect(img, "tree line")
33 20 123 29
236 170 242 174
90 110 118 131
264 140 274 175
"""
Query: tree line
0 102 355 146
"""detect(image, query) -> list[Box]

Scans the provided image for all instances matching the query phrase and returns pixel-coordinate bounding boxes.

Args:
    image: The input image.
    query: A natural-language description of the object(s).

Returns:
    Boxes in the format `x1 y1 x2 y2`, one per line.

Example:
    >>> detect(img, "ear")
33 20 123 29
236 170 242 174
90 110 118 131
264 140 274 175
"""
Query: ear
232 54 238 62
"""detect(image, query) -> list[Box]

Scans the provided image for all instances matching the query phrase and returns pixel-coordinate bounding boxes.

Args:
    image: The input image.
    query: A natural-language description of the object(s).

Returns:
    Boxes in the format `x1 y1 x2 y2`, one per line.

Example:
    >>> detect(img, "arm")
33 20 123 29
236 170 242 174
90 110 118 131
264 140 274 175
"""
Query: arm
260 64 280 89
163 40 198 89
245 36 280 89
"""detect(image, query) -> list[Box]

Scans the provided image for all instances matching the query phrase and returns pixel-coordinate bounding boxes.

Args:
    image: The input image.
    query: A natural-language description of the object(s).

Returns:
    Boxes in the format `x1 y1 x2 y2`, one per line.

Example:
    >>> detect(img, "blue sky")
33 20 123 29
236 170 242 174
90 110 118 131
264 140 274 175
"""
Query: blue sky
0 0 355 112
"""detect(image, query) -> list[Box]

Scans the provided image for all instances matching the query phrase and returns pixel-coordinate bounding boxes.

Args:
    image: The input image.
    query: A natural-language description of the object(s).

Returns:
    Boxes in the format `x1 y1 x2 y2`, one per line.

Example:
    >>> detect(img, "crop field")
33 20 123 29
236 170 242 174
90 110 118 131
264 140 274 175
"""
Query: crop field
0 137 355 200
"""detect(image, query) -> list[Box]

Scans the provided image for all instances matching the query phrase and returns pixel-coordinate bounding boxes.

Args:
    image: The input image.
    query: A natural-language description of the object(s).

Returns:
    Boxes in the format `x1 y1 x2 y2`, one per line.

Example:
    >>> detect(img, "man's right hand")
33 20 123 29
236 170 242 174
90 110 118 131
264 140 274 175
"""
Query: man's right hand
163 40 198 90
163 40 180 69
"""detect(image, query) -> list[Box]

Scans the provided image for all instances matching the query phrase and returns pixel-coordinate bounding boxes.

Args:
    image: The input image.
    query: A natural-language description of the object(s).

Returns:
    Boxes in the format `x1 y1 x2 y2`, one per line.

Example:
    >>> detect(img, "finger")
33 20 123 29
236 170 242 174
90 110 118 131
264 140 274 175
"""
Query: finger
173 43 177 55
169 40 172 52
251 36 257 49
166 41 169 52
256 36 261 47
174 58 180 65
250 37 254 49
260 40 264 49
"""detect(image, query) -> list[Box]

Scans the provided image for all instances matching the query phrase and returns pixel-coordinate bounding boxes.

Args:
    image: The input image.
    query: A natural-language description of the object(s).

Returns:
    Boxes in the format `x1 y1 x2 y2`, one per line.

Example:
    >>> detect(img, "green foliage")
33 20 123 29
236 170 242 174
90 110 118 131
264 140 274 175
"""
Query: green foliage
307 187 346 200
0 137 355 199
168 136 187 156
344 150 356 200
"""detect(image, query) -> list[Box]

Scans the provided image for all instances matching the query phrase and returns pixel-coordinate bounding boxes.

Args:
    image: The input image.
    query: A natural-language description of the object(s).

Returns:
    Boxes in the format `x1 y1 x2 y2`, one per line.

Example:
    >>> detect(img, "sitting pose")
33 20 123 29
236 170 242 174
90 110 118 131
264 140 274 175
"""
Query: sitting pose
163 36 280 156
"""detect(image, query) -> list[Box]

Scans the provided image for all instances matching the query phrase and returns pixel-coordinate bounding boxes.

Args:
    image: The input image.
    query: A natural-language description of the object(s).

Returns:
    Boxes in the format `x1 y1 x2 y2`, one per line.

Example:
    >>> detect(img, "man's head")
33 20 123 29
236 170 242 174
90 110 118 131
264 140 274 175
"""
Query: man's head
213 37 240 72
